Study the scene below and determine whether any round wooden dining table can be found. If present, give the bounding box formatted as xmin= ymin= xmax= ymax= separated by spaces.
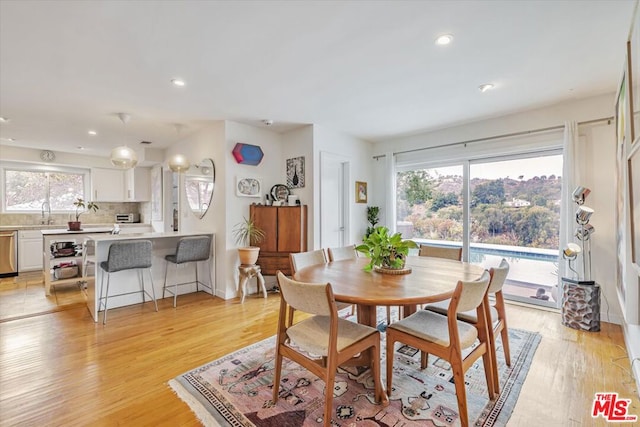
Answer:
xmin=293 ymin=255 xmax=486 ymax=328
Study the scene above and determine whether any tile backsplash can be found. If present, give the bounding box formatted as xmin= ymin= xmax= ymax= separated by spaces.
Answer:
xmin=0 ymin=202 xmax=143 ymax=226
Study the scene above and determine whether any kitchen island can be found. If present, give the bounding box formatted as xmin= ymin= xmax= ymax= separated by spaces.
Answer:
xmin=83 ymin=231 xmax=215 ymax=322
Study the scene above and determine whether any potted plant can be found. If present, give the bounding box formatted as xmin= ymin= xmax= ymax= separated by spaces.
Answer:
xmin=365 ymin=205 xmax=380 ymax=238
xmin=356 ymin=225 xmax=418 ymax=273
xmin=68 ymin=198 xmax=99 ymax=231
xmin=232 ymin=216 xmax=266 ymax=265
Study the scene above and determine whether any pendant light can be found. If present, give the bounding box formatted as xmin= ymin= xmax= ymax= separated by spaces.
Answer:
xmin=168 ymin=123 xmax=190 ymax=173
xmin=110 ymin=113 xmax=138 ymax=169
xmin=168 ymin=153 xmax=190 ymax=173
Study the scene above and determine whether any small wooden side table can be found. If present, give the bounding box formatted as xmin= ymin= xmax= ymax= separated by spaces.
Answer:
xmin=238 ymin=264 xmax=267 ymax=303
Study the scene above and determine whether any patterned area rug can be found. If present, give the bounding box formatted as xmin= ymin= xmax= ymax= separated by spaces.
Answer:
xmin=170 ymin=326 xmax=540 ymax=426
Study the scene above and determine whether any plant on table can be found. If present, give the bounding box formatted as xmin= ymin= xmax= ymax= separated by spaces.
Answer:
xmin=68 ymin=198 xmax=99 ymax=230
xmin=356 ymin=225 xmax=418 ymax=272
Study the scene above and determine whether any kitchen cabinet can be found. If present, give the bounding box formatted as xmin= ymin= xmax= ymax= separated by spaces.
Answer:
xmin=250 ymin=205 xmax=307 ymax=275
xmin=18 ymin=229 xmax=42 ymax=272
xmin=125 ymin=167 xmax=150 ymax=201
xmin=91 ymin=168 xmax=125 ymax=201
xmin=91 ymin=167 xmax=151 ymax=202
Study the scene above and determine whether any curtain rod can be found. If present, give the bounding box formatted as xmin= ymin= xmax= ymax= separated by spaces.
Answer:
xmin=372 ymin=116 xmax=613 ymax=160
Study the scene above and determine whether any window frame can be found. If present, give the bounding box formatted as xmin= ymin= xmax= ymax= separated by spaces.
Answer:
xmin=1 ymin=162 xmax=91 ymax=213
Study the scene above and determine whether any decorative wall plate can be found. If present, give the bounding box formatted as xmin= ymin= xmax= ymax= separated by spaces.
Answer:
xmin=270 ymin=184 xmax=290 ymax=202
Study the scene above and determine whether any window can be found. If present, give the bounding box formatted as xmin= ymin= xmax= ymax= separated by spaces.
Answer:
xmin=3 ymin=165 xmax=89 ymax=212
xmin=395 ymin=146 xmax=564 ymax=308
xmin=396 ymin=165 xmax=463 ymax=246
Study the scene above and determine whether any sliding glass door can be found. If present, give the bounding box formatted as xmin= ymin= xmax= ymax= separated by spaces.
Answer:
xmin=469 ymin=153 xmax=562 ymax=307
xmin=396 ymin=151 xmax=563 ymax=308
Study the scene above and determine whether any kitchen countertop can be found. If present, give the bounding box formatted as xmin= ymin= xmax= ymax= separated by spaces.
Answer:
xmin=0 ymin=223 xmax=152 ymax=231
xmin=41 ymin=227 xmax=114 ymax=235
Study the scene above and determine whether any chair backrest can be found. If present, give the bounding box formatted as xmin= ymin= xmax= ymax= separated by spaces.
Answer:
xmin=419 ymin=244 xmax=462 ymax=261
xmin=452 ymin=270 xmax=491 ymax=314
xmin=327 ymin=245 xmax=357 ymax=262
xmin=276 ymin=271 xmax=334 ymax=316
xmin=289 ymin=249 xmax=327 ymax=273
xmin=487 ymin=258 xmax=509 ymax=294
xmin=175 ymin=235 xmax=211 ymax=264
xmin=105 ymin=240 xmax=152 ymax=272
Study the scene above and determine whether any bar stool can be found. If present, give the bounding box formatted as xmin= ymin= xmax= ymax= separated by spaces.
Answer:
xmin=99 ymin=240 xmax=157 ymax=325
xmin=163 ymin=235 xmax=214 ymax=307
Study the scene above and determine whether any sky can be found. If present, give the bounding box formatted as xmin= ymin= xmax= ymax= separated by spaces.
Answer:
xmin=431 ymin=154 xmax=563 ymax=180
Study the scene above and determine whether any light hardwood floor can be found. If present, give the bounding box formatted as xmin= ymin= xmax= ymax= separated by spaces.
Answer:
xmin=0 ymin=275 xmax=637 ymax=426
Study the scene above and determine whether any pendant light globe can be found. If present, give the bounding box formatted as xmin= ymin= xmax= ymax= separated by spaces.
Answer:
xmin=110 ymin=113 xmax=137 ymax=169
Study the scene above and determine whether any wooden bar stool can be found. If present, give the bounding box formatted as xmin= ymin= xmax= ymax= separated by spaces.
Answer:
xmin=238 ymin=264 xmax=266 ymax=303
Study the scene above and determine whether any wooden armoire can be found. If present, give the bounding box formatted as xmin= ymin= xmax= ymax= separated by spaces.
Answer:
xmin=250 ymin=205 xmax=307 ymax=275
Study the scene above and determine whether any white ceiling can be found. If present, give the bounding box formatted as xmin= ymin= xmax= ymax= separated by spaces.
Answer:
xmin=0 ymin=0 xmax=636 ymax=159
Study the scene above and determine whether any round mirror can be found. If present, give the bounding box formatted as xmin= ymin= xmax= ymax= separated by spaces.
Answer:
xmin=185 ymin=158 xmax=215 ymax=219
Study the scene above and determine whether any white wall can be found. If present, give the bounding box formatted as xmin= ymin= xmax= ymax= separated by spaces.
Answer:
xmin=282 ymin=125 xmax=314 ymax=246
xmin=165 ymin=121 xmax=227 ymax=297
xmin=223 ymin=121 xmax=284 ymax=297
xmin=312 ymin=125 xmax=374 ymax=246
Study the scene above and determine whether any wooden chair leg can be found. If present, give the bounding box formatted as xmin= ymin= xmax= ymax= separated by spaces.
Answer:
xmin=324 ymin=367 xmax=336 ymax=425
xmin=420 ymin=351 xmax=429 ymax=369
xmin=386 ymin=334 xmax=395 ymax=394
xmin=500 ymin=326 xmax=511 ymax=367
xmin=272 ymin=351 xmax=283 ymax=403
xmin=451 ymin=359 xmax=469 ymax=427
xmin=386 ymin=306 xmax=391 ymax=324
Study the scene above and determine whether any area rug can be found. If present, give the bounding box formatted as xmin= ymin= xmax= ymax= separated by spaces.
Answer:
xmin=170 ymin=323 xmax=540 ymax=427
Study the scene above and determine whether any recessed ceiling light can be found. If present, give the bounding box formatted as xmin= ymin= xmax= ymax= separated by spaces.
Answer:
xmin=171 ymin=78 xmax=186 ymax=87
xmin=88 ymin=130 xmax=97 ymax=135
xmin=77 ymin=146 xmax=86 ymax=150
xmin=1 ymin=137 xmax=16 ymax=142
xmin=435 ymin=34 xmax=453 ymax=45
xmin=479 ymin=83 xmax=495 ymax=92
xmin=0 ymin=117 xmax=9 ymax=123
xmin=262 ymin=119 xmax=274 ymax=126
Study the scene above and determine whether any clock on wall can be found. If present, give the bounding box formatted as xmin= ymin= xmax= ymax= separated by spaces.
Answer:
xmin=40 ymin=150 xmax=55 ymax=162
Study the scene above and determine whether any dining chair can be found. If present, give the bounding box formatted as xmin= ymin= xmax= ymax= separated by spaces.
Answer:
xmin=290 ymin=249 xmax=354 ymax=317
xmin=386 ymin=270 xmax=493 ymax=427
xmin=272 ymin=272 xmax=385 ymax=425
xmin=424 ymin=259 xmax=511 ymax=391
xmin=327 ymin=245 xmax=357 ymax=262
xmin=418 ymin=243 xmax=462 ymax=261
xmin=162 ymin=235 xmax=214 ymax=307
xmin=99 ymin=240 xmax=158 ymax=325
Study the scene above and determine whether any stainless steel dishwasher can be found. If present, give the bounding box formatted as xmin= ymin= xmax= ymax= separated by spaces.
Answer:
xmin=0 ymin=230 xmax=18 ymax=277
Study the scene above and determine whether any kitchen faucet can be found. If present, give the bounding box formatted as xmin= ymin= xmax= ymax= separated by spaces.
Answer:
xmin=41 ymin=201 xmax=52 ymax=225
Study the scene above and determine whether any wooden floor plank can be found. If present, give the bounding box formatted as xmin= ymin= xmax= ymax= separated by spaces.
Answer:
xmin=0 ymin=276 xmax=637 ymax=426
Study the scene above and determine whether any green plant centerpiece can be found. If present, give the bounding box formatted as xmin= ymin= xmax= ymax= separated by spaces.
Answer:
xmin=365 ymin=206 xmax=380 ymax=238
xmin=356 ymin=225 xmax=418 ymax=274
xmin=68 ymin=198 xmax=99 ymax=231
xmin=232 ymin=216 xmax=266 ymax=265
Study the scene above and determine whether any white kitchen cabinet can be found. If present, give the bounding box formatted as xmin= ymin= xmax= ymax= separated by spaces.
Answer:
xmin=91 ymin=168 xmax=125 ymax=202
xmin=125 ymin=167 xmax=151 ymax=202
xmin=18 ymin=229 xmax=43 ymax=272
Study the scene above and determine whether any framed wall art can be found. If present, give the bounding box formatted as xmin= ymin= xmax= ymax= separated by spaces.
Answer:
xmin=236 ymin=177 xmax=262 ymax=198
xmin=286 ymin=156 xmax=305 ymax=188
xmin=629 ymin=142 xmax=640 ymax=267
xmin=631 ymin=16 xmax=640 ymax=141
xmin=356 ymin=181 xmax=367 ymax=203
